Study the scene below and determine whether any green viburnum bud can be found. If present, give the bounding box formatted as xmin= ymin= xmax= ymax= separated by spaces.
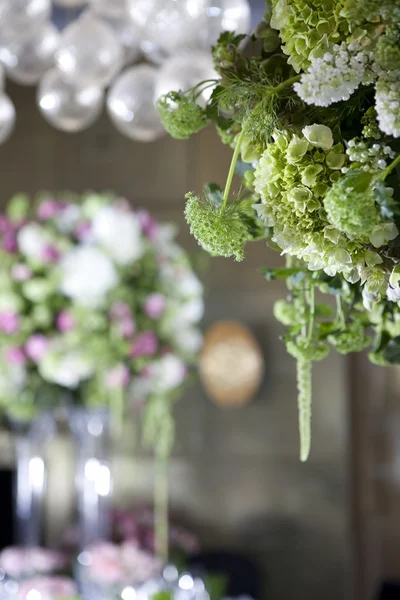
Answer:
xmin=323 ymin=170 xmax=379 ymax=237
xmin=22 ymin=279 xmax=54 ymax=302
xmin=375 ymin=24 xmax=400 ymax=72
xmin=286 ymin=337 xmax=329 ymax=362
xmin=328 ymin=321 xmax=370 ymax=355
xmin=157 ymin=91 xmax=208 ymax=140
xmin=302 ymin=125 xmax=333 ymax=151
xmin=185 ymin=191 xmax=252 ymax=261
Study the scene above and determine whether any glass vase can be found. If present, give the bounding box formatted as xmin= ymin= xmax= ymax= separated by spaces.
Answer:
xmin=12 ymin=412 xmax=55 ymax=547
xmin=69 ymin=407 xmax=113 ymax=550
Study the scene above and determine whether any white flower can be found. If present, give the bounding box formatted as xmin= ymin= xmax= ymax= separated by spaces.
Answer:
xmin=178 ymin=297 xmax=204 ymax=323
xmin=375 ymin=71 xmax=400 ymax=138
xmin=161 ymin=265 xmax=203 ymax=298
xmin=17 ymin=223 xmax=50 ymax=261
xmin=39 ymin=342 xmax=94 ymax=388
xmin=54 ymin=205 xmax=81 ymax=233
xmin=0 ymin=362 xmax=25 ymax=398
xmin=154 ymin=354 xmax=187 ymax=391
xmin=173 ymin=327 xmax=203 ymax=356
xmin=60 ymin=246 xmax=118 ymax=307
xmin=92 ymin=206 xmax=144 ymax=265
xmin=294 ymin=43 xmax=372 ymax=107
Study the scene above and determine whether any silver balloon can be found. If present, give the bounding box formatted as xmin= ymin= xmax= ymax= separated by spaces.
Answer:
xmin=107 ymin=65 xmax=165 ymax=142
xmin=88 ymin=0 xmax=127 ymax=17
xmin=0 ymin=93 xmax=15 ymax=144
xmin=128 ymin=0 xmax=207 ymax=55
xmin=0 ymin=0 xmax=51 ymax=35
xmin=53 ymin=0 xmax=87 ymax=6
xmin=88 ymin=9 xmax=141 ymax=65
xmin=205 ymin=0 xmax=251 ymax=45
xmin=0 ymin=22 xmax=59 ymax=85
xmin=55 ymin=12 xmax=123 ymax=87
xmin=154 ymin=51 xmax=217 ymax=107
xmin=37 ymin=68 xmax=104 ymax=132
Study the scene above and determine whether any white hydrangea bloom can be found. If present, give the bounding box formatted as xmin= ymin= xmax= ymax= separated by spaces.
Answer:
xmin=92 ymin=206 xmax=144 ymax=265
xmin=375 ymin=70 xmax=400 ymax=138
xmin=294 ymin=43 xmax=372 ymax=107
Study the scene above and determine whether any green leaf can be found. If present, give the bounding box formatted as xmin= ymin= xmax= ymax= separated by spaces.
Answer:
xmin=261 ymin=267 xmax=303 ymax=281
xmin=383 ymin=336 xmax=400 ymax=363
xmin=7 ymin=193 xmax=30 ymax=222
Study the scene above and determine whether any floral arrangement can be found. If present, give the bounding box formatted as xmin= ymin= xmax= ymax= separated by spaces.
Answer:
xmin=16 ymin=576 xmax=78 ymax=600
xmin=0 ymin=192 xmax=203 ymax=457
xmin=157 ymin=1 xmax=400 ymax=461
xmin=0 ymin=547 xmax=68 ymax=580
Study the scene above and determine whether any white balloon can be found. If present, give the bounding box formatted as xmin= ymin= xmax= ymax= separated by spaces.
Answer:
xmin=88 ymin=9 xmax=141 ymax=65
xmin=0 ymin=0 xmax=51 ymax=35
xmin=0 ymin=92 xmax=15 ymax=144
xmin=55 ymin=12 xmax=123 ymax=87
xmin=0 ymin=22 xmax=59 ymax=85
xmin=53 ymin=0 xmax=86 ymax=6
xmin=128 ymin=0 xmax=207 ymax=55
xmin=88 ymin=0 xmax=127 ymax=18
xmin=107 ymin=65 xmax=165 ymax=142
xmin=205 ymin=0 xmax=251 ymax=45
xmin=37 ymin=68 xmax=104 ymax=132
xmin=154 ymin=51 xmax=217 ymax=107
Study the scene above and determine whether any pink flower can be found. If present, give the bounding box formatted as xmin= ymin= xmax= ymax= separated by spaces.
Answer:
xmin=136 ymin=210 xmax=159 ymax=240
xmin=130 ymin=331 xmax=158 ymax=358
xmin=88 ymin=543 xmax=126 ymax=584
xmin=0 ymin=311 xmax=19 ymax=334
xmin=25 ymin=335 xmax=49 ymax=362
xmin=105 ymin=365 xmax=130 ymax=389
xmin=0 ymin=215 xmax=11 ymax=234
xmin=110 ymin=302 xmax=131 ymax=320
xmin=119 ymin=317 xmax=136 ymax=338
xmin=11 ymin=263 xmax=32 ymax=281
xmin=56 ymin=310 xmax=75 ymax=332
xmin=41 ymin=245 xmax=61 ymax=263
xmin=17 ymin=576 xmax=76 ymax=599
xmin=0 ymin=547 xmax=67 ymax=579
xmin=144 ymin=293 xmax=166 ymax=319
xmin=4 ymin=346 xmax=26 ymax=365
xmin=37 ymin=199 xmax=61 ymax=220
xmin=75 ymin=220 xmax=92 ymax=241
xmin=3 ymin=231 xmax=17 ymax=253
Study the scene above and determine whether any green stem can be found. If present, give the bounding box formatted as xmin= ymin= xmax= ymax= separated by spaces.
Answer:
xmin=307 ymin=286 xmax=315 ymax=344
xmin=297 ymin=359 xmax=312 ymax=462
xmin=154 ymin=451 xmax=169 ymax=563
xmin=382 ymin=153 xmax=400 ymax=179
xmin=222 ymin=129 xmax=246 ymax=209
xmin=336 ymin=295 xmax=345 ymax=328
xmin=271 ymin=75 xmax=301 ymax=95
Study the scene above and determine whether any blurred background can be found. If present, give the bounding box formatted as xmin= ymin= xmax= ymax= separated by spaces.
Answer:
xmin=0 ymin=2 xmax=398 ymax=600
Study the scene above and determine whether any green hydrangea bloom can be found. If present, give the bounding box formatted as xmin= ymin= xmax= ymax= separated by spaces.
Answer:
xmin=254 ymin=127 xmax=375 ymax=280
xmin=270 ymin=0 xmax=351 ymax=72
xmin=273 ymin=299 xmax=305 ymax=326
xmin=328 ymin=321 xmax=371 ymax=354
xmin=185 ymin=193 xmax=251 ymax=261
xmin=340 ymin=0 xmax=400 ymax=24
xmin=157 ymin=92 xmax=208 ymax=140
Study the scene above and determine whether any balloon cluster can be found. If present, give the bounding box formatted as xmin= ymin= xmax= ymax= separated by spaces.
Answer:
xmin=0 ymin=0 xmax=251 ymax=143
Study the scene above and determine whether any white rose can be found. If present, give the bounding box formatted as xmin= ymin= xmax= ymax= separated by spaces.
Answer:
xmin=39 ymin=344 xmax=94 ymax=389
xmin=17 ymin=223 xmax=50 ymax=261
xmin=173 ymin=327 xmax=203 ymax=356
xmin=60 ymin=246 xmax=118 ymax=307
xmin=92 ymin=206 xmax=144 ymax=265
xmin=154 ymin=355 xmax=187 ymax=391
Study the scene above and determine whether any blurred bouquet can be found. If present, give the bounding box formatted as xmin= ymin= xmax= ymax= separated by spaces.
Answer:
xmin=0 ymin=192 xmax=203 ymax=432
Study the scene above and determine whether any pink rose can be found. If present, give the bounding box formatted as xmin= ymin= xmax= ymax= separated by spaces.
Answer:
xmin=75 ymin=220 xmax=91 ymax=241
xmin=3 ymin=231 xmax=17 ymax=253
xmin=105 ymin=365 xmax=130 ymax=389
xmin=88 ymin=543 xmax=126 ymax=584
xmin=41 ymin=245 xmax=61 ymax=263
xmin=130 ymin=331 xmax=158 ymax=358
xmin=110 ymin=302 xmax=131 ymax=320
xmin=56 ymin=310 xmax=75 ymax=332
xmin=25 ymin=335 xmax=49 ymax=362
xmin=136 ymin=210 xmax=159 ymax=240
xmin=37 ymin=199 xmax=61 ymax=220
xmin=0 ymin=215 xmax=11 ymax=233
xmin=144 ymin=293 xmax=166 ymax=319
xmin=11 ymin=264 xmax=32 ymax=281
xmin=4 ymin=346 xmax=25 ymax=365
xmin=0 ymin=311 xmax=19 ymax=334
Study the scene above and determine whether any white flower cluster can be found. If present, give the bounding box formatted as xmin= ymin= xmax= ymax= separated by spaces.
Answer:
xmin=294 ymin=43 xmax=373 ymax=107
xmin=375 ymin=71 xmax=400 ymax=138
